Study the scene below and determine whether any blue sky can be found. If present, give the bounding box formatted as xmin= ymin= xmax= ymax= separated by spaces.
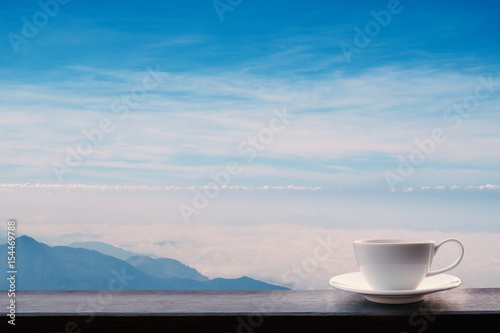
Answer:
xmin=2 ymin=0 xmax=500 ymax=191
xmin=1 ymin=0 xmax=500 ymax=288
xmin=1 ymin=0 xmax=500 ymax=210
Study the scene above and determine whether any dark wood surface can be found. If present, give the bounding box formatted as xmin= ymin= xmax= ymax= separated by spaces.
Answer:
xmin=1 ymin=289 xmax=499 ymax=332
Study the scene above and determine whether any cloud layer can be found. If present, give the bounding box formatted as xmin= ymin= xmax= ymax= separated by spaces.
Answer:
xmin=1 ymin=67 xmax=500 ymax=189
xmin=0 ymin=183 xmax=322 ymax=192
xmin=16 ymin=222 xmax=500 ymax=290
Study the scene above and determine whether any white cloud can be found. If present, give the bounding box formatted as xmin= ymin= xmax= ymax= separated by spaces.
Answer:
xmin=401 ymin=184 xmax=500 ymax=192
xmin=1 ymin=66 xmax=499 ymax=186
xmin=17 ymin=222 xmax=500 ymax=289
xmin=0 ymin=183 xmax=322 ymax=192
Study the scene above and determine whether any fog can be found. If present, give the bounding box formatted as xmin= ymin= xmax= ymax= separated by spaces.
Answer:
xmin=2 ymin=187 xmax=498 ymax=289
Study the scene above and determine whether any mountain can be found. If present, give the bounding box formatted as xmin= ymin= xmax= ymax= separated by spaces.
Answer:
xmin=127 ymin=255 xmax=208 ymax=281
xmin=0 ymin=236 xmax=288 ymax=291
xmin=69 ymin=242 xmax=209 ymax=282
xmin=68 ymin=241 xmax=141 ymax=261
xmin=153 ymin=240 xmax=178 ymax=246
xmin=203 ymin=276 xmax=287 ymax=290
xmin=1 ymin=236 xmax=166 ymax=290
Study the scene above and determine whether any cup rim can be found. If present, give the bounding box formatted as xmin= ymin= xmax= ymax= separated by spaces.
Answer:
xmin=354 ymin=239 xmax=435 ymax=245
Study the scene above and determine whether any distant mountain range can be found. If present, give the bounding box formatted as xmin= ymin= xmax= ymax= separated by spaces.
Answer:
xmin=0 ymin=236 xmax=288 ymax=291
xmin=68 ymin=241 xmax=148 ymax=261
xmin=67 ymin=241 xmax=208 ymax=281
xmin=126 ymin=255 xmax=209 ymax=281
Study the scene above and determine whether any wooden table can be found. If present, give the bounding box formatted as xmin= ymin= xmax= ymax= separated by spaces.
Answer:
xmin=1 ymin=289 xmax=499 ymax=332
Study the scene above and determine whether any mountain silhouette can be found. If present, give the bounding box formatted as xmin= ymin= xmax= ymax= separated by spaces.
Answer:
xmin=0 ymin=236 xmax=288 ymax=291
xmin=68 ymin=241 xmax=143 ymax=261
xmin=68 ymin=241 xmax=208 ymax=282
xmin=127 ymin=255 xmax=209 ymax=281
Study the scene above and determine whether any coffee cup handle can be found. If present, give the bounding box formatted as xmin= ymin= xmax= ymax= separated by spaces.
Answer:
xmin=427 ymin=238 xmax=464 ymax=277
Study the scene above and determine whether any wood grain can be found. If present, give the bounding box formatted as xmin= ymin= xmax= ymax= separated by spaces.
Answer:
xmin=1 ymin=289 xmax=499 ymax=332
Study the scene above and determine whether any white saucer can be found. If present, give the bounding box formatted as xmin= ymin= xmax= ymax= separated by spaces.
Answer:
xmin=329 ymin=272 xmax=461 ymax=304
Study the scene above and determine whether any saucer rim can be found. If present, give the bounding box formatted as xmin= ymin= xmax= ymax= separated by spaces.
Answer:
xmin=329 ymin=272 xmax=461 ymax=296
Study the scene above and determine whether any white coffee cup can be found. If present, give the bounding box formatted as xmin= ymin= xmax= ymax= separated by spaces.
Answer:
xmin=353 ymin=239 xmax=464 ymax=290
